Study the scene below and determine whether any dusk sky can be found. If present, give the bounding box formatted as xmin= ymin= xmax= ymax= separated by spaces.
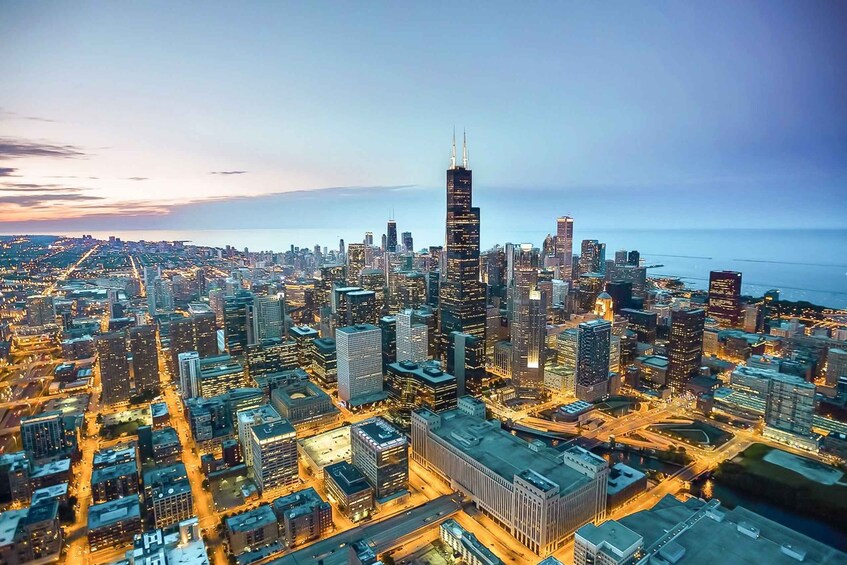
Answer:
xmin=1 ymin=2 xmax=845 ymax=237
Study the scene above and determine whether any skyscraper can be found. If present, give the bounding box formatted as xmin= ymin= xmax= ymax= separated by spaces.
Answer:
xmin=666 ymin=308 xmax=705 ymax=393
xmin=224 ymin=290 xmax=255 ymax=357
xmin=439 ymin=133 xmax=486 ymax=358
xmin=346 ymin=243 xmax=367 ymax=286
xmin=555 ymin=217 xmax=574 ymax=280
xmin=578 ymin=240 xmax=606 ymax=275
xmin=510 ymin=244 xmax=547 ymax=394
xmin=252 ymin=294 xmax=284 ymax=340
xmin=401 ymin=231 xmax=413 ymax=253
xmin=351 ymin=417 xmax=408 ymax=500
xmin=177 ymin=351 xmax=201 ymax=398
xmin=128 ymin=325 xmax=159 ymax=394
xmin=249 ymin=420 xmax=298 ymax=495
xmin=396 ymin=310 xmax=428 ymax=364
xmin=575 ymin=319 xmax=612 ymax=402
xmin=25 ymin=295 xmax=55 ymax=327
xmin=97 ymin=332 xmax=131 ymax=405
xmin=386 ymin=219 xmax=398 ymax=253
xmin=708 ymin=270 xmax=742 ymax=328
xmin=336 ymin=324 xmax=383 ymax=405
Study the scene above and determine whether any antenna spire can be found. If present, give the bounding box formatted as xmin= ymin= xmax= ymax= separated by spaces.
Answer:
xmin=450 ymin=128 xmax=457 ymax=169
xmin=462 ymin=129 xmax=468 ymax=169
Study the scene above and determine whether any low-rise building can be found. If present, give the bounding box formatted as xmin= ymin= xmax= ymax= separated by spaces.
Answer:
xmin=91 ymin=461 xmax=140 ymax=504
xmin=272 ymin=487 xmax=333 ymax=547
xmin=606 ymin=463 xmax=647 ymax=510
xmin=152 ymin=426 xmax=182 ymax=464
xmin=88 ymin=494 xmax=143 ymax=552
xmin=225 ymin=505 xmax=280 ymax=556
xmin=324 ymin=461 xmax=374 ymax=523
xmin=440 ymin=518 xmax=504 ymax=565
xmin=0 ymin=501 xmax=63 ymax=565
xmin=119 ymin=517 xmax=209 ymax=565
xmin=271 ymin=381 xmax=339 ymax=431
xmin=151 ymin=478 xmax=194 ymax=529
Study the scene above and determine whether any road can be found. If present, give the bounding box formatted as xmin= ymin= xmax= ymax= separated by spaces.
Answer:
xmin=270 ymin=495 xmax=461 ymax=565
xmin=44 ymin=242 xmax=100 ymax=296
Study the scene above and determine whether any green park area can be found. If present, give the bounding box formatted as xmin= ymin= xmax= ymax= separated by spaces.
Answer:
xmin=715 ymin=443 xmax=847 ymax=525
xmin=649 ymin=420 xmax=732 ymax=448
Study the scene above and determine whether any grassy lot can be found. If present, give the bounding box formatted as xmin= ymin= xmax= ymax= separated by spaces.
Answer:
xmin=716 ymin=443 xmax=847 ymax=525
xmin=100 ymin=419 xmax=145 ymax=439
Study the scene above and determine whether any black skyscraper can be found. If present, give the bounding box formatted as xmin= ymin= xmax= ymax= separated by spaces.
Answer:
xmin=386 ymin=219 xmax=398 ymax=253
xmin=439 ymin=133 xmax=486 ymax=357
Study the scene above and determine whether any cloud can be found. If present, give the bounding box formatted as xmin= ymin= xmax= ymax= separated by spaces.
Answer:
xmin=0 ymin=109 xmax=57 ymax=123
xmin=0 ymin=167 xmax=18 ymax=177
xmin=126 ymin=177 xmax=149 ymax=181
xmin=0 ymin=137 xmax=86 ymax=159
xmin=0 ymin=183 xmax=88 ymax=193
xmin=210 ymin=170 xmax=247 ymax=175
xmin=0 ymin=193 xmax=102 ymax=205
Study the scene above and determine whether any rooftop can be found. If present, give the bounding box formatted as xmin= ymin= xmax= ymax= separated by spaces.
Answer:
xmin=91 ymin=461 xmax=139 ymax=484
xmin=0 ymin=509 xmax=26 ymax=547
xmin=576 ymin=520 xmax=643 ymax=553
xmin=30 ymin=458 xmax=71 ymax=478
xmin=353 ymin=417 xmax=406 ymax=449
xmin=298 ymin=426 xmax=351 ymax=469
xmin=607 ymin=463 xmax=646 ymax=495
xmin=423 ymin=408 xmax=596 ymax=493
xmin=251 ymin=419 xmax=296 ymax=442
xmin=336 ymin=323 xmax=379 ymax=335
xmin=88 ymin=494 xmax=141 ymax=530
xmin=272 ymin=487 xmax=329 ymax=519
xmin=324 ymin=461 xmax=371 ymax=496
xmin=226 ymin=504 xmax=277 ymax=533
xmin=290 ymin=326 xmax=319 ymax=338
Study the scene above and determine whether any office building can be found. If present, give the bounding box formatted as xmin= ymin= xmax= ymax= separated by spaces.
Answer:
xmin=396 ymin=309 xmax=428 ymax=364
xmin=197 ymin=354 xmax=248 ymax=398
xmin=666 ymin=308 xmax=705 ymax=394
xmin=177 ymin=351 xmax=201 ymax=399
xmin=401 ymin=231 xmax=413 ymax=253
xmin=379 ymin=316 xmax=397 ymax=372
xmin=169 ymin=311 xmax=218 ymax=366
xmin=237 ymin=404 xmax=282 ymax=470
xmin=0 ymin=502 xmax=63 ymax=565
xmin=324 ymin=461 xmax=374 ymax=523
xmin=576 ymin=494 xmax=846 ymax=565
xmin=620 ymin=309 xmax=657 ymax=344
xmin=246 ymin=337 xmax=298 ymax=378
xmin=225 ymin=505 xmax=280 ymax=556
xmin=121 ymin=518 xmax=209 ymax=565
xmin=579 ymin=239 xmax=606 ymax=275
xmin=271 ymin=381 xmax=338 ymax=429
xmin=386 ymin=219 xmax=398 ymax=253
xmin=412 ymin=397 xmax=609 ymax=555
xmin=309 ymin=337 xmax=337 ymax=387
xmin=336 ymin=324 xmax=384 ymax=406
xmin=351 ymin=417 xmax=408 ymax=500
xmin=250 ymin=420 xmax=298 ymax=495
xmin=439 ymin=134 xmax=486 ymax=357
xmin=447 ymin=331 xmax=487 ymax=396
xmin=708 ymin=270 xmax=742 ymax=328
xmin=20 ymin=412 xmax=66 ymax=461
xmin=510 ymin=244 xmax=547 ymax=394
xmin=576 ymin=319 xmax=612 ymax=402
xmin=605 ymin=281 xmax=632 ymax=313
xmin=129 ymin=325 xmax=159 ymax=394
xmin=97 ymin=332 xmax=132 ymax=405
xmin=91 ymin=461 xmax=140 ymax=503
xmin=826 ymin=347 xmax=847 ymax=387
xmin=347 ymin=243 xmax=367 ymax=286
xmin=87 ymin=494 xmax=142 ymax=552
xmin=224 ymin=290 xmax=256 ymax=357
xmin=765 ymin=373 xmax=816 ymax=436
xmin=347 ymin=290 xmax=377 ymax=325
xmin=386 ymin=360 xmax=458 ymax=416
xmin=555 ymin=216 xmax=574 ymax=280
xmin=151 ymin=478 xmax=193 ymax=529
xmin=151 ymin=427 xmax=182 ymax=464
xmin=272 ymin=487 xmax=333 ymax=548
xmin=252 ymin=293 xmax=284 ymax=340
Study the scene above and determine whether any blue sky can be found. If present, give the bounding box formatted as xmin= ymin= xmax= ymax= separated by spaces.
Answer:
xmin=0 ymin=1 xmax=845 ymax=235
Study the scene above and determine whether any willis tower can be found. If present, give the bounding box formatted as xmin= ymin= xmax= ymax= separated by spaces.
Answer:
xmin=439 ymin=132 xmax=486 ymax=357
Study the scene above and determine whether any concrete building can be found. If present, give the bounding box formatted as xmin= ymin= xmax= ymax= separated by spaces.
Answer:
xmin=412 ymin=397 xmax=609 ymax=555
xmin=336 ymin=324 xmax=384 ymax=407
xmin=271 ymin=381 xmax=338 ymax=430
xmin=323 ymin=461 xmax=374 ymax=523
xmin=237 ymin=404 xmax=282 ymax=470
xmin=0 ymin=501 xmax=62 ymax=565
xmin=396 ymin=309 xmax=428 ymax=364
xmin=121 ymin=517 xmax=209 ymax=565
xmin=87 ymin=494 xmax=142 ymax=552
xmin=197 ymin=354 xmax=248 ymax=398
xmin=25 ymin=295 xmax=55 ymax=327
xmin=91 ymin=461 xmax=140 ymax=504
xmin=150 ymin=478 xmax=194 ymax=529
xmin=97 ymin=332 xmax=132 ymax=405
xmin=606 ymin=463 xmax=647 ymax=510
xmin=128 ymin=325 xmax=159 ymax=394
xmin=225 ymin=505 xmax=280 ymax=556
xmin=575 ymin=319 xmax=612 ymax=402
xmin=826 ymin=347 xmax=847 ymax=387
xmin=250 ymin=420 xmax=298 ymax=495
xmin=351 ymin=417 xmax=408 ymax=500
xmin=272 ymin=487 xmax=333 ymax=548
xmin=177 ymin=351 xmax=201 ymax=399
xmin=309 ymin=337 xmax=337 ymax=387
xmin=576 ymin=494 xmax=847 ymax=565
xmin=20 ymin=411 xmax=67 ymax=461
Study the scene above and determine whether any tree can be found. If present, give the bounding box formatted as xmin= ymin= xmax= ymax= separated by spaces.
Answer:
xmin=380 ymin=555 xmax=395 ymax=565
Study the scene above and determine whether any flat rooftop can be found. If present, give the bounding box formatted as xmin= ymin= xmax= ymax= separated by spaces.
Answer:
xmin=427 ymin=409 xmax=593 ymax=493
xmin=91 ymin=461 xmax=139 ymax=484
xmin=353 ymin=417 xmax=406 ymax=449
xmin=324 ymin=461 xmax=371 ymax=496
xmin=576 ymin=520 xmax=642 ymax=553
xmin=607 ymin=463 xmax=646 ymax=495
xmin=299 ymin=426 xmax=351 ymax=469
xmin=88 ymin=494 xmax=141 ymax=530
xmin=226 ymin=504 xmax=277 ymax=533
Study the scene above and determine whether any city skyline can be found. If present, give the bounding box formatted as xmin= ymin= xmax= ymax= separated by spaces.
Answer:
xmin=2 ymin=2 xmax=846 ymax=231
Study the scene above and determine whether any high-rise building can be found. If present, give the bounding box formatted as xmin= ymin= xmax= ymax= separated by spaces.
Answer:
xmin=593 ymin=292 xmax=614 ymax=321
xmin=26 ymin=295 xmax=55 ymax=327
xmin=347 ymin=290 xmax=377 ymax=325
xmin=826 ymin=347 xmax=847 ymax=386
xmin=765 ymin=373 xmax=815 ymax=436
xmin=128 ymin=325 xmax=159 ymax=394
xmin=447 ymin=331 xmax=486 ymax=396
xmin=245 ymin=337 xmax=298 ymax=378
xmin=309 ymin=337 xmax=337 ymax=387
xmin=396 ymin=310 xmax=428 ymax=364
xmin=386 ymin=220 xmax=398 ymax=253
xmin=336 ymin=324 xmax=384 ymax=406
xmin=510 ymin=244 xmax=546 ymax=394
xmin=666 ymin=308 xmax=705 ymax=394
xmin=401 ymin=231 xmax=413 ymax=253
xmin=578 ymin=240 xmax=605 ymax=275
xmin=575 ymin=320 xmax=612 ymax=402
xmin=21 ymin=412 xmax=66 ymax=460
xmin=97 ymin=332 xmax=131 ymax=405
xmin=250 ymin=420 xmax=298 ymax=495
xmin=439 ymin=134 xmax=486 ymax=358
xmin=379 ymin=316 xmax=397 ymax=372
xmin=708 ymin=270 xmax=742 ymax=328
xmin=351 ymin=417 xmax=408 ymax=499
xmin=627 ymin=250 xmax=640 ymax=266
xmin=614 ymin=249 xmax=628 ymax=265
xmin=177 ymin=351 xmax=201 ymax=398
xmin=252 ymin=294 xmax=284 ymax=340
xmin=554 ymin=217 xmax=574 ymax=280
xmin=224 ymin=290 xmax=255 ymax=357
xmin=386 ymin=360 xmax=457 ymax=415
xmin=237 ymin=404 xmax=282 ymax=470
xmin=347 ymin=243 xmax=367 ymax=286
xmin=364 ymin=232 xmax=374 ymax=247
